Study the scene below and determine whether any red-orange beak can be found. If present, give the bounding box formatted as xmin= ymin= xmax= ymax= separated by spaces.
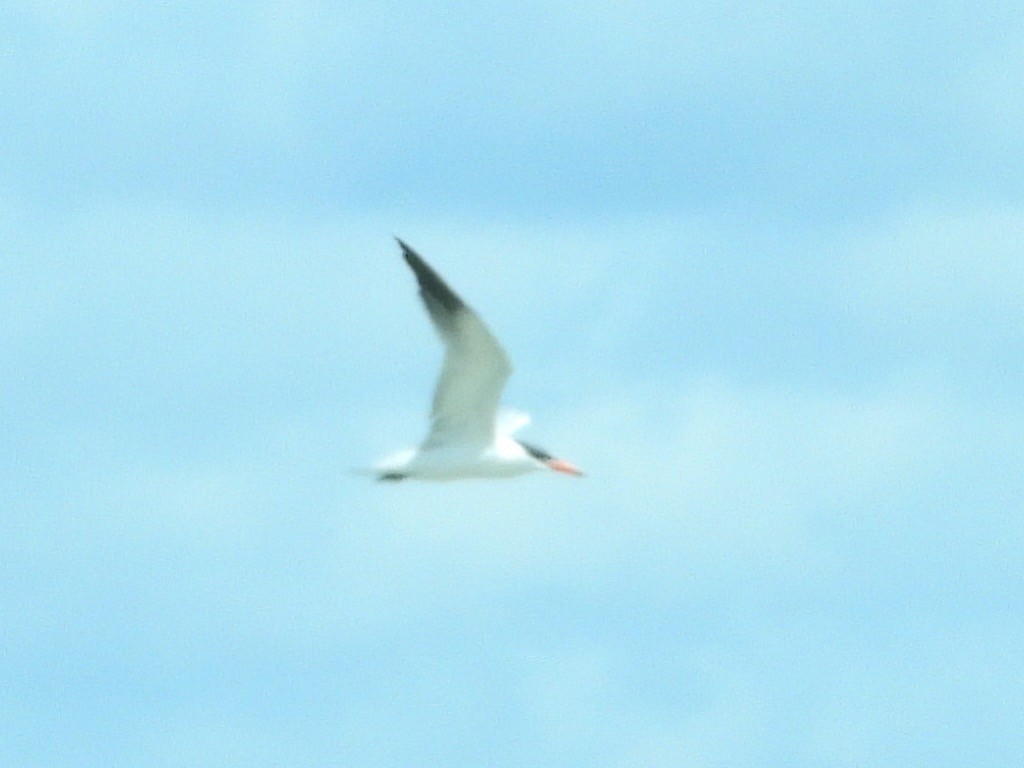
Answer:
xmin=546 ymin=458 xmax=584 ymax=477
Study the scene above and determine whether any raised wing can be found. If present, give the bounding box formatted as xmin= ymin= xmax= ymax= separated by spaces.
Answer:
xmin=397 ymin=239 xmax=513 ymax=447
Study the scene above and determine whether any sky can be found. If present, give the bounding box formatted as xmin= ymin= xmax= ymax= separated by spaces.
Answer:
xmin=2 ymin=2 xmax=1023 ymax=766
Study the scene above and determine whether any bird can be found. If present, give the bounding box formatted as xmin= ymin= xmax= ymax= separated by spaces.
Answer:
xmin=366 ymin=239 xmax=584 ymax=482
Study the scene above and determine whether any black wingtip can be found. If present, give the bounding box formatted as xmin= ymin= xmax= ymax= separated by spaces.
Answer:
xmin=396 ymin=237 xmax=429 ymax=274
xmin=395 ymin=238 xmax=466 ymax=314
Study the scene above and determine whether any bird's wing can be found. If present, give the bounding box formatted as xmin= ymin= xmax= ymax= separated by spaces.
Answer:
xmin=496 ymin=408 xmax=532 ymax=436
xmin=398 ymin=239 xmax=513 ymax=448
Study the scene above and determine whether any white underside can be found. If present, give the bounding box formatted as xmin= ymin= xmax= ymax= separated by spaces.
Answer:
xmin=373 ymin=432 xmax=542 ymax=481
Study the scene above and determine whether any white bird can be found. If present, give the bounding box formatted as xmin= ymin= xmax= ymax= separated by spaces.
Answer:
xmin=367 ymin=239 xmax=584 ymax=482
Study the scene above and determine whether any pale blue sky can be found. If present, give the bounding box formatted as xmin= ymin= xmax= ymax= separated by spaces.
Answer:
xmin=2 ymin=3 xmax=1022 ymax=767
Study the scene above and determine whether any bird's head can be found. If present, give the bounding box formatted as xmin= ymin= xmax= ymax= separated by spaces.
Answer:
xmin=518 ymin=440 xmax=584 ymax=477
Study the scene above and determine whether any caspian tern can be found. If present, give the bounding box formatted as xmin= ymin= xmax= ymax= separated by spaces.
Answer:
xmin=368 ymin=239 xmax=583 ymax=482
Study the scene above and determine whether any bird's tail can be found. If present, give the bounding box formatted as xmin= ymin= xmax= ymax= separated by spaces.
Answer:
xmin=351 ymin=448 xmax=415 ymax=482
xmin=349 ymin=467 xmax=405 ymax=481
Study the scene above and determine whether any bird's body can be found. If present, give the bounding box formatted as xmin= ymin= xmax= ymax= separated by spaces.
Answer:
xmin=374 ymin=433 xmax=538 ymax=482
xmin=367 ymin=240 xmax=583 ymax=482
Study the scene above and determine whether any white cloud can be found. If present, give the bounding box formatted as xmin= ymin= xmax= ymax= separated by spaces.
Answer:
xmin=5 ymin=0 xmax=131 ymax=32
xmin=9 ymin=199 xmax=997 ymax=624
xmin=839 ymin=204 xmax=1024 ymax=328
xmin=5 ymin=1 xmax=1003 ymax=174
xmin=3 ymin=6 xmax=1023 ymax=765
xmin=959 ymin=28 xmax=1024 ymax=149
xmin=297 ymin=376 xmax=963 ymax=634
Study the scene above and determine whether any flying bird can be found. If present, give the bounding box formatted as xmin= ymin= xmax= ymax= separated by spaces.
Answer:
xmin=367 ymin=239 xmax=583 ymax=481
